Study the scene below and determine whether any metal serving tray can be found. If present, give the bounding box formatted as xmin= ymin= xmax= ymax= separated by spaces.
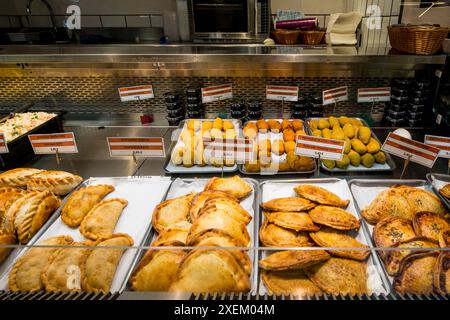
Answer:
xmin=257 ymin=178 xmax=390 ymax=296
xmin=122 ymin=177 xmax=260 ymax=296
xmin=305 ymin=118 xmax=396 ymax=173
xmin=426 ymin=173 xmax=450 ymax=211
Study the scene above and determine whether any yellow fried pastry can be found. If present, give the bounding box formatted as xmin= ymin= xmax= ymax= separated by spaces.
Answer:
xmin=405 ymin=187 xmax=447 ymax=216
xmin=0 ymin=187 xmax=28 ymax=220
xmin=281 ymin=119 xmax=293 ymax=131
xmin=80 ymin=198 xmax=128 ymax=240
xmin=439 ymin=229 xmax=450 ymax=248
xmin=61 ymin=184 xmax=115 ymax=228
xmin=256 ymin=119 xmax=269 ymax=132
xmin=243 ymin=122 xmax=258 ymax=139
xmin=8 ymin=235 xmax=73 ymax=292
xmin=292 ymin=119 xmax=304 ymax=131
xmin=259 ymin=220 xmax=314 ymax=247
xmin=304 ymin=257 xmax=368 ymax=295
xmin=169 ymin=250 xmax=250 ymax=293
xmin=286 ymin=152 xmax=315 ymax=171
xmin=152 ymin=193 xmax=196 ymax=233
xmin=284 ymin=141 xmax=296 ymax=154
xmin=259 ymin=250 xmax=330 ymax=271
xmin=223 ymin=120 xmax=235 ymax=131
xmin=433 ymin=252 xmax=450 ymax=295
xmin=261 ymin=197 xmax=316 ymax=212
xmin=309 ymin=206 xmax=360 ymax=231
xmin=0 ymin=168 xmax=43 ymax=188
xmin=190 ymin=190 xmax=238 ymax=221
xmin=187 ymin=119 xmax=201 ymax=131
xmin=262 ymin=270 xmax=323 ymax=297
xmin=212 ymin=117 xmax=223 ymax=130
xmin=204 ymin=176 xmax=252 ymax=199
xmin=202 ymin=121 xmax=213 ymax=131
xmin=310 ymin=227 xmax=370 ymax=261
xmin=283 ymin=129 xmax=296 ymax=142
xmin=294 ymin=185 xmax=349 ymax=207
xmin=198 ymin=197 xmax=252 ymax=225
xmin=26 ymin=170 xmax=83 ymax=195
xmin=82 ymin=234 xmax=134 ymax=293
xmin=264 ymin=211 xmax=319 ymax=232
xmin=440 ymin=184 xmax=450 ymax=199
xmin=272 ymin=139 xmax=285 ymax=156
xmin=412 ymin=211 xmax=449 ymax=242
xmin=267 ymin=120 xmax=282 ymax=132
xmin=0 ymin=231 xmax=16 ymax=263
xmin=1 ymin=191 xmax=39 ymax=233
xmin=152 ymin=221 xmax=192 ymax=246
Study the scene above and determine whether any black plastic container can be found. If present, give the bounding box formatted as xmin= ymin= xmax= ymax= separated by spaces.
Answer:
xmin=408 ymin=111 xmax=424 ymax=120
xmin=166 ymin=115 xmax=184 ymax=126
xmin=407 ymin=118 xmax=422 ymax=127
xmin=291 ymin=110 xmax=308 ymax=119
xmin=231 ymin=109 xmax=246 ymax=119
xmin=163 ymin=92 xmax=180 ymax=103
xmin=229 ymin=100 xmax=245 ymax=112
xmin=386 ymin=109 xmax=406 ymax=119
xmin=410 ymin=96 xmax=428 ymax=104
xmin=166 ymin=108 xmax=184 ymax=117
xmin=186 ymin=103 xmax=203 ymax=111
xmin=409 ymin=104 xmax=425 ymax=112
xmin=391 ymin=87 xmax=409 ymax=97
xmin=247 ymin=100 xmax=262 ymax=112
xmin=391 ymin=95 xmax=409 ymax=103
xmin=166 ymin=102 xmax=182 ymax=110
xmin=185 ymin=87 xmax=201 ymax=97
xmin=410 ymin=90 xmax=430 ymax=99
xmin=388 ymin=103 xmax=408 ymax=112
xmin=247 ymin=109 xmax=263 ymax=120
xmin=385 ymin=116 xmax=406 ymax=126
xmin=186 ymin=110 xmax=204 ymax=119
xmin=186 ymin=95 xmax=202 ymax=104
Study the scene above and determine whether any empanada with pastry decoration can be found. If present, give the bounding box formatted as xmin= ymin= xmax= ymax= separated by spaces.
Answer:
xmin=8 ymin=235 xmax=73 ymax=292
xmin=412 ymin=211 xmax=449 ymax=242
xmin=151 ymin=221 xmax=191 ymax=246
xmin=80 ymin=198 xmax=128 ymax=240
xmin=204 ymin=176 xmax=252 ymax=199
xmin=264 ymin=211 xmax=319 ymax=232
xmin=373 ymin=216 xmax=416 ymax=259
xmin=14 ymin=190 xmax=61 ymax=244
xmin=404 ymin=187 xmax=447 ymax=217
xmin=82 ymin=233 xmax=134 ymax=293
xmin=0 ymin=187 xmax=28 ymax=220
xmin=0 ymin=168 xmax=43 ymax=188
xmin=261 ymin=197 xmax=316 ymax=212
xmin=259 ymin=220 xmax=314 ymax=247
xmin=294 ymin=185 xmax=350 ymax=208
xmin=440 ymin=184 xmax=450 ymax=199
xmin=169 ymin=250 xmax=250 ymax=293
xmin=152 ymin=193 xmax=196 ymax=233
xmin=199 ymin=198 xmax=251 ymax=225
xmin=309 ymin=205 xmax=360 ymax=231
xmin=0 ymin=231 xmax=16 ymax=263
xmin=189 ymin=190 xmax=238 ymax=221
xmin=61 ymin=184 xmax=115 ymax=228
xmin=1 ymin=191 xmax=39 ymax=233
xmin=259 ymin=250 xmax=330 ymax=271
xmin=262 ymin=270 xmax=323 ymax=297
xmin=433 ymin=252 xmax=450 ymax=295
xmin=27 ymin=170 xmax=83 ymax=195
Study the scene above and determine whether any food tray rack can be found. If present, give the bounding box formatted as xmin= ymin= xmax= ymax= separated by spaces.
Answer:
xmin=426 ymin=173 xmax=450 ymax=211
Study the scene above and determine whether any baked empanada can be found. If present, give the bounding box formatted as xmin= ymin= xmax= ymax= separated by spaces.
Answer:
xmin=0 ymin=187 xmax=28 ymax=220
xmin=190 ymin=190 xmax=238 ymax=221
xmin=169 ymin=250 xmax=250 ymax=293
xmin=262 ymin=270 xmax=323 ymax=297
xmin=440 ymin=184 xmax=450 ymax=199
xmin=61 ymin=184 xmax=115 ymax=227
xmin=82 ymin=234 xmax=134 ymax=293
xmin=293 ymin=185 xmax=350 ymax=208
xmin=8 ymin=235 xmax=73 ymax=292
xmin=304 ymin=257 xmax=368 ymax=295
xmin=264 ymin=211 xmax=319 ymax=232
xmin=152 ymin=221 xmax=192 ymax=246
xmin=14 ymin=190 xmax=61 ymax=244
xmin=439 ymin=229 xmax=450 ymax=248
xmin=79 ymin=198 xmax=128 ymax=240
xmin=261 ymin=197 xmax=316 ymax=212
xmin=373 ymin=217 xmax=416 ymax=259
xmin=259 ymin=250 xmax=330 ymax=271
xmin=199 ymin=198 xmax=252 ymax=225
xmin=404 ymin=187 xmax=447 ymax=217
xmin=27 ymin=170 xmax=83 ymax=195
xmin=152 ymin=193 xmax=196 ymax=233
xmin=433 ymin=252 xmax=450 ymax=295
xmin=0 ymin=230 xmax=16 ymax=263
xmin=42 ymin=240 xmax=95 ymax=292
xmin=309 ymin=206 xmax=360 ymax=231
xmin=1 ymin=191 xmax=39 ymax=233
xmin=309 ymin=227 xmax=370 ymax=261
xmin=259 ymin=220 xmax=314 ymax=247
xmin=0 ymin=168 xmax=43 ymax=188
xmin=204 ymin=176 xmax=252 ymax=199
xmin=412 ymin=211 xmax=449 ymax=242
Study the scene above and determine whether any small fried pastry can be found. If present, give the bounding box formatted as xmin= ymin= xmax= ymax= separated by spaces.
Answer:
xmin=223 ymin=120 xmax=234 ymax=130
xmin=204 ymin=176 xmax=252 ymax=199
xmin=309 ymin=205 xmax=360 ymax=231
xmin=212 ymin=118 xmax=223 ymax=130
xmin=267 ymin=120 xmax=282 ymax=132
xmin=439 ymin=184 xmax=450 ymax=199
xmin=152 ymin=221 xmax=191 ymax=246
xmin=199 ymin=197 xmax=251 ymax=225
xmin=412 ymin=211 xmax=449 ymax=242
xmin=262 ymin=270 xmax=323 ymax=297
xmin=261 ymin=197 xmax=316 ymax=212
xmin=283 ymin=129 xmax=296 ymax=142
xmin=259 ymin=220 xmax=314 ymax=247
xmin=152 ymin=193 xmax=196 ymax=233
xmin=281 ymin=119 xmax=293 ymax=131
xmin=292 ymin=119 xmax=303 ymax=131
xmin=294 ymin=185 xmax=350 ymax=207
xmin=256 ymin=119 xmax=269 ymax=133
xmin=271 ymin=139 xmax=285 ymax=156
xmin=284 ymin=141 xmax=296 ymax=153
xmin=259 ymin=250 xmax=330 ymax=271
xmin=265 ymin=211 xmax=319 ymax=232
xmin=190 ymin=190 xmax=238 ymax=221
xmin=243 ymin=122 xmax=258 ymax=139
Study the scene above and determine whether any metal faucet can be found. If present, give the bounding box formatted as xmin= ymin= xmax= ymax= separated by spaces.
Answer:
xmin=26 ymin=0 xmax=58 ymax=33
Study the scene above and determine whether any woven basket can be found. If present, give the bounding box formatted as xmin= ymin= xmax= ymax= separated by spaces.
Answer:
xmin=299 ymin=29 xmax=326 ymax=45
xmin=271 ymin=29 xmax=301 ymax=45
xmin=388 ymin=25 xmax=449 ymax=55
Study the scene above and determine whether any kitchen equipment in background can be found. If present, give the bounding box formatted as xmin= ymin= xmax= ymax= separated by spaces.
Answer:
xmin=164 ymin=91 xmax=185 ymax=125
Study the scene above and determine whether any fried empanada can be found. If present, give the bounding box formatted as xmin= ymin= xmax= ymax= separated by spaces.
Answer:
xmin=433 ymin=252 xmax=450 ymax=295
xmin=259 ymin=250 xmax=330 ymax=271
xmin=0 ymin=168 xmax=43 ymax=188
xmin=80 ymin=198 xmax=128 ymax=240
xmin=0 ymin=187 xmax=28 ymax=220
xmin=293 ymin=185 xmax=350 ymax=207
xmin=204 ymin=176 xmax=252 ymax=199
xmin=1 ymin=191 xmax=39 ymax=233
xmin=304 ymin=257 xmax=368 ymax=295
xmin=152 ymin=193 xmax=196 ymax=233
xmin=309 ymin=227 xmax=370 ymax=261
xmin=404 ymin=187 xmax=447 ymax=217
xmin=9 ymin=235 xmax=73 ymax=292
xmin=264 ymin=211 xmax=319 ymax=232
xmin=439 ymin=229 xmax=450 ymax=248
xmin=412 ymin=211 xmax=449 ymax=242
xmin=42 ymin=240 xmax=95 ymax=292
xmin=259 ymin=220 xmax=314 ymax=247
xmin=309 ymin=206 xmax=360 ymax=231
xmin=169 ymin=250 xmax=250 ymax=293
xmin=199 ymin=198 xmax=252 ymax=225
xmin=0 ymin=231 xmax=16 ymax=263
xmin=440 ymin=184 xmax=450 ymax=199
xmin=61 ymin=184 xmax=115 ymax=228
xmin=82 ymin=234 xmax=134 ymax=293
xmin=262 ymin=270 xmax=323 ymax=297
xmin=373 ymin=217 xmax=416 ymax=259
xmin=261 ymin=197 xmax=316 ymax=212
xmin=152 ymin=221 xmax=192 ymax=246
xmin=27 ymin=170 xmax=83 ymax=195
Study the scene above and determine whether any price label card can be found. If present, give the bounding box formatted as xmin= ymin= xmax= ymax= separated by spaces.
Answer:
xmin=0 ymin=133 xmax=8 ymax=154
xmin=107 ymin=137 xmax=165 ymax=157
xmin=295 ymin=135 xmax=345 ymax=161
xmin=322 ymin=86 xmax=348 ymax=105
xmin=424 ymin=135 xmax=450 ymax=158
xmin=382 ymin=133 xmax=440 ymax=168
xmin=357 ymin=87 xmax=391 ymax=103
xmin=266 ymin=85 xmax=299 ymax=102
xmin=118 ymin=85 xmax=154 ymax=102
xmin=201 ymin=84 xmax=233 ymax=103
xmin=29 ymin=133 xmax=78 ymax=154
xmin=203 ymin=138 xmax=255 ymax=163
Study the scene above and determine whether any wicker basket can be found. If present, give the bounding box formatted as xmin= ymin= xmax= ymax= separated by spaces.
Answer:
xmin=388 ymin=25 xmax=449 ymax=55
xmin=271 ymin=29 xmax=301 ymax=45
xmin=299 ymin=29 xmax=326 ymax=45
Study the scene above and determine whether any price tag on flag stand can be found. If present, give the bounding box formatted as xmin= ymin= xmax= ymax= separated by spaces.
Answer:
xmin=107 ymin=137 xmax=165 ymax=158
xmin=29 ymin=132 xmax=78 ymax=154
xmin=0 ymin=133 xmax=8 ymax=154
xmin=201 ymin=84 xmax=233 ymax=103
xmin=424 ymin=135 xmax=450 ymax=158
xmin=203 ymin=138 xmax=255 ymax=163
xmin=266 ymin=85 xmax=299 ymax=102
xmin=118 ymin=85 xmax=154 ymax=102
xmin=295 ymin=135 xmax=345 ymax=160
xmin=322 ymin=86 xmax=348 ymax=105
xmin=357 ymin=87 xmax=391 ymax=103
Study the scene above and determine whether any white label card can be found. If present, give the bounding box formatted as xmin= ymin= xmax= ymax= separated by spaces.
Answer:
xmin=357 ymin=87 xmax=391 ymax=103
xmin=201 ymin=84 xmax=233 ymax=103
xmin=29 ymin=132 xmax=78 ymax=154
xmin=322 ymin=86 xmax=348 ymax=105
xmin=107 ymin=137 xmax=165 ymax=157
xmin=203 ymin=138 xmax=255 ymax=163
xmin=118 ymin=85 xmax=154 ymax=102
xmin=295 ymin=135 xmax=345 ymax=161
xmin=0 ymin=133 xmax=8 ymax=154
xmin=424 ymin=135 xmax=450 ymax=158
xmin=266 ymin=85 xmax=299 ymax=102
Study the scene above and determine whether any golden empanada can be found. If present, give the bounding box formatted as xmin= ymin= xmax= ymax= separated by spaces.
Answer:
xmin=304 ymin=257 xmax=368 ymax=295
xmin=261 ymin=197 xmax=316 ymax=212
xmin=9 ymin=235 xmax=73 ymax=292
xmin=433 ymin=252 xmax=450 ymax=295
xmin=439 ymin=229 xmax=450 ymax=248
xmin=0 ymin=168 xmax=43 ymax=188
xmin=294 ymin=185 xmax=350 ymax=207
xmin=259 ymin=220 xmax=314 ymax=247
xmin=152 ymin=221 xmax=192 ymax=246
xmin=199 ymin=198 xmax=252 ymax=225
xmin=0 ymin=230 xmax=16 ymax=263
xmin=259 ymin=250 xmax=330 ymax=271
xmin=264 ymin=211 xmax=319 ymax=232
xmin=309 ymin=227 xmax=370 ymax=261
xmin=152 ymin=193 xmax=196 ymax=233
xmin=309 ymin=206 xmax=360 ymax=231
xmin=80 ymin=198 xmax=128 ymax=240
xmin=190 ymin=190 xmax=238 ymax=221
xmin=0 ymin=187 xmax=28 ymax=220
xmin=412 ymin=211 xmax=449 ymax=242
xmin=27 ymin=170 xmax=83 ymax=195
xmin=440 ymin=184 xmax=450 ymax=199
xmin=42 ymin=240 xmax=95 ymax=292
xmin=373 ymin=217 xmax=416 ymax=259
xmin=61 ymin=184 xmax=115 ymax=228
xmin=262 ymin=270 xmax=323 ymax=297
xmin=82 ymin=234 xmax=134 ymax=293
xmin=169 ymin=250 xmax=250 ymax=293
xmin=1 ymin=191 xmax=39 ymax=233
xmin=404 ymin=188 xmax=447 ymax=217
xmin=204 ymin=176 xmax=252 ymax=199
